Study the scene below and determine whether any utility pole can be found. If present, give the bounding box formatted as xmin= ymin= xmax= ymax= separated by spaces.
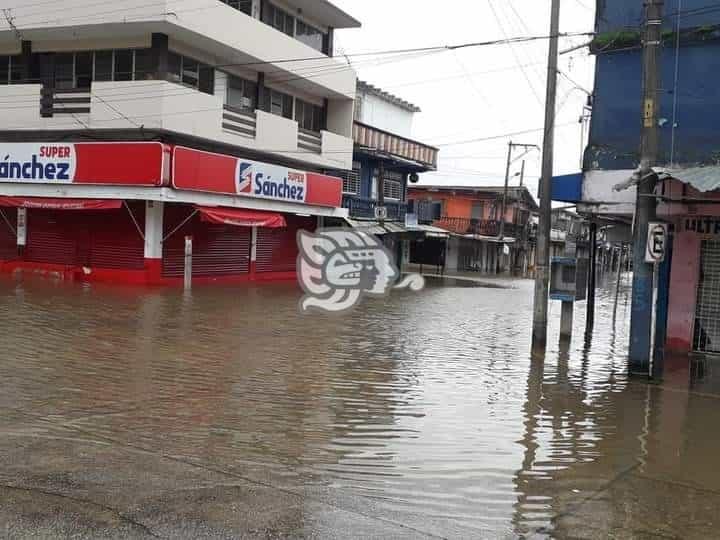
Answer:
xmin=519 ymin=160 xmax=526 ymax=187
xmin=499 ymin=143 xmax=537 ymax=274
xmin=377 ymin=161 xmax=385 ymax=227
xmin=532 ymin=0 xmax=561 ymax=350
xmin=629 ymin=0 xmax=663 ymax=375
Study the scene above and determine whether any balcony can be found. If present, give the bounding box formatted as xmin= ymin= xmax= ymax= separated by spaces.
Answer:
xmin=433 ymin=216 xmax=529 ymax=240
xmin=353 ymin=122 xmax=439 ymax=170
xmin=342 ymin=195 xmax=408 ymax=221
xmin=1 ymin=81 xmax=354 ymax=170
xmin=0 ymin=0 xmax=356 ymax=100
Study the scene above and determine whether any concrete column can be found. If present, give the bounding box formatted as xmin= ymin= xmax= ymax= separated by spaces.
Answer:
xmin=560 ymin=301 xmax=574 ymax=340
xmin=144 ymin=201 xmax=164 ymax=284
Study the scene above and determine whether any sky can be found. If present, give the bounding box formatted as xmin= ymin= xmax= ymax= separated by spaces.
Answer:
xmin=330 ymin=0 xmax=596 ymax=198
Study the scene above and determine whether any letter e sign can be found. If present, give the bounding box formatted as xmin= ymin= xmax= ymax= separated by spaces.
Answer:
xmin=646 ymin=222 xmax=668 ymax=263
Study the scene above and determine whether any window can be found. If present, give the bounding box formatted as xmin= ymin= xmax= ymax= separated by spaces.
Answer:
xmin=0 ymin=56 xmax=9 ymax=84
xmin=296 ymin=20 xmax=325 ymax=52
xmin=54 ymin=53 xmax=75 ymax=89
xmin=0 ymin=55 xmax=26 ymax=84
xmin=75 ymin=51 xmax=93 ymax=88
xmin=327 ymin=162 xmax=361 ymax=195
xmin=133 ymin=49 xmax=154 ymax=81
xmin=94 ymin=50 xmax=113 ymax=81
xmin=262 ymin=87 xmax=293 ymax=119
xmin=372 ymin=169 xmax=404 ymax=200
xmin=471 ymin=201 xmax=484 ymax=220
xmin=167 ymin=52 xmax=214 ymax=94
xmin=226 ymin=75 xmax=257 ymax=112
xmin=263 ymin=3 xmax=294 ymax=36
xmin=219 ymin=0 xmax=252 ymax=15
xmin=295 ymin=98 xmax=324 ymax=132
xmin=113 ymin=49 xmax=134 ymax=81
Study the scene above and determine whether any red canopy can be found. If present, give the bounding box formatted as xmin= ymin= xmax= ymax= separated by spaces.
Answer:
xmin=0 ymin=197 xmax=123 ymax=210
xmin=196 ymin=206 xmax=287 ymax=228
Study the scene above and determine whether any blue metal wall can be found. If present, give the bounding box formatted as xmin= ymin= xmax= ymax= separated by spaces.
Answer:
xmin=597 ymin=0 xmax=720 ymax=33
xmin=586 ymin=41 xmax=720 ymax=170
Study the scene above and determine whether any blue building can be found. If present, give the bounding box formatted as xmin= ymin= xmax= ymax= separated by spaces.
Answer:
xmin=581 ymin=1 xmax=720 ymax=359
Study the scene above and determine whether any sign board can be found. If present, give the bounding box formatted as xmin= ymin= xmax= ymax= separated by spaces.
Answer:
xmin=375 ymin=206 xmax=388 ymax=220
xmin=646 ymin=222 xmax=668 ymax=263
xmin=172 ymin=147 xmax=342 ymax=207
xmin=0 ymin=142 xmax=167 ymax=186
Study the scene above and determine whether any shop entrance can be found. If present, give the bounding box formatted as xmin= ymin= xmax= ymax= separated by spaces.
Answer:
xmin=693 ymin=240 xmax=720 ymax=353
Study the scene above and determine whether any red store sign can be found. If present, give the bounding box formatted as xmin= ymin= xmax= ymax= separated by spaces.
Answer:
xmin=172 ymin=146 xmax=343 ymax=208
xmin=0 ymin=142 xmax=169 ymax=186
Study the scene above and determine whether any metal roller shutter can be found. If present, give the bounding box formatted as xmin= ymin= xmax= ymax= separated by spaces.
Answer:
xmin=0 ymin=208 xmax=17 ymax=261
xmin=256 ymin=215 xmax=314 ymax=273
xmin=88 ymin=203 xmax=145 ymax=270
xmin=162 ymin=205 xmax=251 ymax=278
xmin=694 ymin=240 xmax=720 ymax=353
xmin=25 ymin=210 xmax=84 ymax=266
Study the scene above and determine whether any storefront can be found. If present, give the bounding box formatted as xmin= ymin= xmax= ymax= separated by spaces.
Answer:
xmin=0 ymin=142 xmax=345 ymax=285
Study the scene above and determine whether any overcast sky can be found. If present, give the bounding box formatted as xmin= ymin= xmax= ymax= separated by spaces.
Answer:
xmin=331 ymin=0 xmax=596 ymax=197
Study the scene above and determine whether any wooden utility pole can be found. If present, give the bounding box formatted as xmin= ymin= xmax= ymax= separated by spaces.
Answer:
xmin=629 ymin=0 xmax=663 ymax=375
xmin=532 ymin=0 xmax=561 ymax=350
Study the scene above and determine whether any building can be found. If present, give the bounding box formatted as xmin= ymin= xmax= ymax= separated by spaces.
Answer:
xmin=407 ymin=185 xmax=538 ymax=275
xmin=0 ymin=0 xmax=361 ymax=284
xmin=576 ymin=1 xmax=720 ymax=358
xmin=325 ymin=81 xmax=439 ymax=267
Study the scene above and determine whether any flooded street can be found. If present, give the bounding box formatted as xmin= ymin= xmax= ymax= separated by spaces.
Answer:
xmin=1 ymin=275 xmax=719 ymax=539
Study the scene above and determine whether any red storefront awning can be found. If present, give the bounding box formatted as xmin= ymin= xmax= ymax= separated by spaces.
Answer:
xmin=195 ymin=206 xmax=287 ymax=228
xmin=0 ymin=197 xmax=123 ymax=210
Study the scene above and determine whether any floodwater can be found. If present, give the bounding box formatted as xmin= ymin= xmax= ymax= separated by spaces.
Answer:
xmin=1 ymin=273 xmax=719 ymax=539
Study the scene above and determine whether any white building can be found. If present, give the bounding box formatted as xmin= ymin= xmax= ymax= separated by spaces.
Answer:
xmin=0 ymin=0 xmax=361 ymax=285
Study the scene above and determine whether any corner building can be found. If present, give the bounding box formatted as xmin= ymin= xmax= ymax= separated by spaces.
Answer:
xmin=0 ymin=0 xmax=359 ymax=284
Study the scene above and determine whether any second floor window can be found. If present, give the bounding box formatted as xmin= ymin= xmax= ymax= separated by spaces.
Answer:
xmin=262 ymin=87 xmax=293 ymax=119
xmin=327 ymin=162 xmax=361 ymax=195
xmin=471 ymin=201 xmax=484 ymax=220
xmin=372 ymin=169 xmax=404 ymax=200
xmin=226 ymin=75 xmax=257 ymax=113
xmin=168 ymin=52 xmax=214 ymax=95
xmin=295 ymin=98 xmax=324 ymax=132
xmin=0 ymin=55 xmax=24 ymax=84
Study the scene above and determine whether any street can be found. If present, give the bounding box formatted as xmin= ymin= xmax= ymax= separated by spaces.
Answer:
xmin=1 ymin=275 xmax=718 ymax=538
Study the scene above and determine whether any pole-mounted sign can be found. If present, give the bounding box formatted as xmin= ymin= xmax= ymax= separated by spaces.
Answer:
xmin=645 ymin=222 xmax=668 ymax=263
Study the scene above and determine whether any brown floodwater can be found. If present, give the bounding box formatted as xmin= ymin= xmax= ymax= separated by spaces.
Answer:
xmin=0 ymin=273 xmax=719 ymax=538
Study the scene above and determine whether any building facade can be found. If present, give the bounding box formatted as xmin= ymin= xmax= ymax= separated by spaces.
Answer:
xmin=579 ymin=0 xmax=720 ymax=357
xmin=408 ymin=185 xmax=538 ymax=275
xmin=325 ymin=81 xmax=439 ymax=267
xmin=0 ymin=0 xmax=360 ymax=284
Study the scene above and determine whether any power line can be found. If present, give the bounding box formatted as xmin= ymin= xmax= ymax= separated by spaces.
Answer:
xmin=434 ymin=122 xmax=578 ymax=147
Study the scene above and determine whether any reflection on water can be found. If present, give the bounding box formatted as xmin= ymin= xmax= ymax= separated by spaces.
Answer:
xmin=0 ymin=273 xmax=718 ymax=537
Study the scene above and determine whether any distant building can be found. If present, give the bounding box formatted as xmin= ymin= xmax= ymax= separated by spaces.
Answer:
xmin=407 ymin=185 xmax=539 ymax=274
xmin=325 ymin=81 xmax=439 ymax=267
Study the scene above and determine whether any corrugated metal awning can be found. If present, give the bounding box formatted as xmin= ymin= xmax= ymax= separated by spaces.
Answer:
xmin=658 ymin=166 xmax=720 ymax=193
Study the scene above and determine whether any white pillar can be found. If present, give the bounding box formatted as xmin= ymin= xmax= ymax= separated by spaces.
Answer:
xmin=17 ymin=208 xmax=26 ymax=247
xmin=144 ymin=201 xmax=164 ymax=260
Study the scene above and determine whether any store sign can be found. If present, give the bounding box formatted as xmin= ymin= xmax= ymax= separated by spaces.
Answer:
xmin=172 ymin=147 xmax=342 ymax=207
xmin=0 ymin=142 xmax=167 ymax=186
xmin=646 ymin=222 xmax=668 ymax=263
xmin=684 ymin=217 xmax=720 ymax=235
xmin=236 ymin=160 xmax=306 ymax=203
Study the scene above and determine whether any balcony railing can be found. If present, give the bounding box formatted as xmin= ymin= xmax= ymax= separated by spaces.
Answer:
xmin=298 ymin=128 xmax=322 ymax=154
xmin=342 ymin=195 xmax=408 ymax=221
xmin=40 ymin=86 xmax=91 ymax=118
xmin=222 ymin=105 xmax=257 ymax=137
xmin=435 ymin=217 xmax=501 ymax=237
xmin=353 ymin=121 xmax=439 ymax=170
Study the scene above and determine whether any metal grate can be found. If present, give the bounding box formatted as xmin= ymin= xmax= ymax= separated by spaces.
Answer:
xmin=693 ymin=240 xmax=720 ymax=353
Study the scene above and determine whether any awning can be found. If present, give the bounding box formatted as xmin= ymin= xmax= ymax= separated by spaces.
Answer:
xmin=0 ymin=196 xmax=122 ymax=210
xmin=196 ymin=206 xmax=286 ymax=228
xmin=658 ymin=166 xmax=720 ymax=193
xmin=344 ymin=218 xmax=424 ymax=236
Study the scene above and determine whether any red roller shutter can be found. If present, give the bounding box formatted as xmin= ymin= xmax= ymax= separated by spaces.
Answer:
xmin=256 ymin=215 xmax=315 ymax=273
xmin=25 ymin=207 xmax=144 ymax=269
xmin=0 ymin=208 xmax=17 ymax=261
xmin=88 ymin=203 xmax=145 ymax=270
xmin=25 ymin=210 xmax=85 ymax=266
xmin=162 ymin=204 xmax=251 ymax=278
